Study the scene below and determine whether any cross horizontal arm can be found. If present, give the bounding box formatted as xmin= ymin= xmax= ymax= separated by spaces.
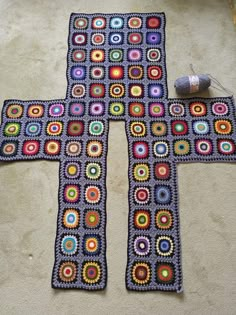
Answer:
xmin=165 ymin=96 xmax=236 ymax=163
xmin=0 ymin=99 xmax=74 ymax=161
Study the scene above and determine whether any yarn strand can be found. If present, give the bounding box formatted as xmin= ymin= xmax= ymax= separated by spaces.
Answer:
xmin=189 ymin=64 xmax=234 ymax=96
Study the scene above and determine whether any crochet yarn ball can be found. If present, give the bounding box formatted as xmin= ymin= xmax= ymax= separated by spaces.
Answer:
xmin=174 ymin=74 xmax=211 ymax=94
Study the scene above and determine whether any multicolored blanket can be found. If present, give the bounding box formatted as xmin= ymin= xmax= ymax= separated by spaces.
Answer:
xmin=0 ymin=13 xmax=235 ymax=292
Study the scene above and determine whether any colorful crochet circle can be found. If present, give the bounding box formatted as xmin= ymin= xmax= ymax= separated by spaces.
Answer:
xmin=128 ymin=66 xmax=143 ymax=80
xmin=65 ymin=162 xmax=80 ymax=179
xmin=129 ymin=102 xmax=145 ymax=117
xmin=127 ymin=49 xmax=142 ymax=61
xmin=214 ymin=120 xmax=232 ymax=135
xmin=193 ymin=121 xmax=209 ymax=135
xmin=149 ymin=102 xmax=165 ymax=117
xmin=86 ymin=163 xmax=101 ymax=180
xmin=90 ymin=84 xmax=105 ymax=98
xmin=83 ymin=234 xmax=100 ymax=255
xmin=134 ymin=187 xmax=150 ymax=204
xmin=6 ymin=104 xmax=23 ymax=119
xmin=155 ymin=185 xmax=171 ymax=204
xmin=63 ymin=209 xmax=79 ymax=229
xmin=169 ymin=103 xmax=185 ymax=117
xmin=134 ymin=236 xmax=150 ymax=256
xmin=82 ymin=262 xmax=101 ymax=284
xmin=190 ymin=102 xmax=207 ymax=116
xmin=109 ymin=49 xmax=123 ymax=62
xmin=59 ymin=261 xmax=77 ymax=282
xmin=217 ymin=139 xmax=234 ymax=155
xmin=109 ymin=84 xmax=125 ymax=98
xmin=134 ymin=210 xmax=151 ymax=230
xmin=154 ymin=163 xmax=170 ymax=180
xmin=153 ymin=141 xmax=169 ymax=157
xmin=129 ymin=84 xmax=144 ymax=98
xmin=23 ymin=140 xmax=40 ymax=155
xmin=174 ymin=140 xmax=190 ymax=156
xmin=49 ymin=103 xmax=64 ymax=117
xmin=132 ymin=262 xmax=151 ymax=285
xmin=147 ymin=48 xmax=161 ymax=62
xmin=91 ymin=33 xmax=105 ymax=45
xmin=45 ymin=140 xmax=61 ymax=155
xmin=110 ymin=17 xmax=124 ymax=29
xmin=71 ymin=84 xmax=85 ymax=98
xmin=89 ymin=102 xmax=105 ymax=116
xmin=147 ymin=66 xmax=162 ymax=80
xmin=74 ymin=17 xmax=88 ymax=29
xmin=90 ymin=66 xmax=105 ymax=80
xmin=148 ymin=84 xmax=163 ymax=98
xmin=66 ymin=141 xmax=81 ymax=157
xmin=27 ymin=104 xmax=44 ymax=118
xmin=156 ymin=235 xmax=174 ymax=256
xmin=85 ymin=185 xmax=101 ymax=204
xmin=89 ymin=121 xmax=104 ymax=136
xmin=72 ymin=50 xmax=86 ymax=62
xmin=67 ymin=121 xmax=84 ymax=136
xmin=84 ymin=210 xmax=101 ymax=229
xmin=86 ymin=141 xmax=103 ymax=157
xmin=1 ymin=141 xmax=18 ymax=156
xmin=212 ymin=102 xmax=229 ymax=115
xmin=71 ymin=66 xmax=86 ymax=80
xmin=90 ymin=49 xmax=105 ymax=62
xmin=69 ymin=103 xmax=85 ymax=116
xmin=61 ymin=235 xmax=78 ymax=255
xmin=151 ymin=121 xmax=167 ymax=136
xmin=130 ymin=122 xmax=146 ymax=137
xmin=72 ymin=33 xmax=87 ymax=45
xmin=128 ymin=17 xmax=142 ymax=29
xmin=195 ymin=139 xmax=213 ymax=155
xmin=133 ymin=141 xmax=149 ymax=159
xmin=92 ymin=17 xmax=106 ymax=29
xmin=46 ymin=121 xmax=63 ymax=136
xmin=4 ymin=122 xmax=21 ymax=137
xmin=171 ymin=120 xmax=188 ymax=135
xmin=109 ymin=102 xmax=125 ymax=116
xmin=156 ymin=263 xmax=175 ymax=284
xmin=109 ymin=66 xmax=124 ymax=80
xmin=64 ymin=185 xmax=80 ymax=203
xmin=155 ymin=210 xmax=173 ymax=230
xmin=147 ymin=16 xmax=161 ymax=28
xmin=109 ymin=32 xmax=124 ymax=45
xmin=146 ymin=32 xmax=161 ymax=44
xmin=128 ymin=32 xmax=142 ymax=44
xmin=133 ymin=163 xmax=150 ymax=181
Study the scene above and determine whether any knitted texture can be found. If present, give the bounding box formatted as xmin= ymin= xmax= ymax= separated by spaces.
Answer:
xmin=0 ymin=13 xmax=235 ymax=292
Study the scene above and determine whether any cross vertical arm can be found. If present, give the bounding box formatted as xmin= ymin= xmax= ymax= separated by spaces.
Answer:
xmin=125 ymin=119 xmax=183 ymax=292
xmin=52 ymin=118 xmax=109 ymax=289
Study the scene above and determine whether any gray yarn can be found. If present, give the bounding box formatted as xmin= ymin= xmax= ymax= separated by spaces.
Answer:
xmin=174 ymin=74 xmax=211 ymax=94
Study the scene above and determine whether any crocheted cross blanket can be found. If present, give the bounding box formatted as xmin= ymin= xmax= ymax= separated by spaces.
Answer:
xmin=0 ymin=13 xmax=235 ymax=292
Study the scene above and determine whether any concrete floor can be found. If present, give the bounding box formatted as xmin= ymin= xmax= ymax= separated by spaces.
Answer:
xmin=0 ymin=0 xmax=236 ymax=314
